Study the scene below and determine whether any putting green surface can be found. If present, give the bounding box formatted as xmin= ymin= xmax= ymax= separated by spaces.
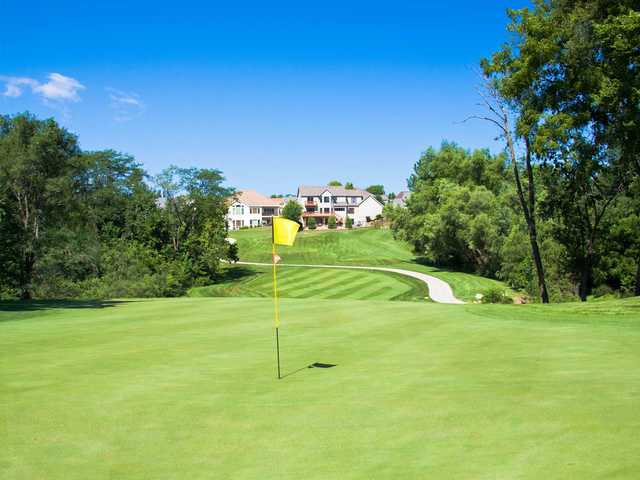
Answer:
xmin=230 ymin=228 xmax=511 ymax=301
xmin=2 ymin=297 xmax=640 ymax=479
xmin=189 ymin=265 xmax=430 ymax=302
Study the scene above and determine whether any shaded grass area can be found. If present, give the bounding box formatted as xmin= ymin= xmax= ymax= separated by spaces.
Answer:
xmin=189 ymin=264 xmax=431 ymax=302
xmin=230 ymin=227 xmax=512 ymax=301
xmin=2 ymin=297 xmax=639 ymax=479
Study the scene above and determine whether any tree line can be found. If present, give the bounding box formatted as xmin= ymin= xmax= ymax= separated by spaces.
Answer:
xmin=0 ymin=113 xmax=237 ymax=300
xmin=387 ymin=0 xmax=640 ymax=302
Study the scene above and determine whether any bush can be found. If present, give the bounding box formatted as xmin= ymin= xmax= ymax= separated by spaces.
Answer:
xmin=307 ymin=217 xmax=317 ymax=230
xmin=480 ymin=287 xmax=513 ymax=304
xmin=328 ymin=216 xmax=337 ymax=229
xmin=346 ymin=217 xmax=353 ymax=229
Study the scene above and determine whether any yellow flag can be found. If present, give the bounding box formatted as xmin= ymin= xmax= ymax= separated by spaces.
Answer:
xmin=272 ymin=217 xmax=300 ymax=246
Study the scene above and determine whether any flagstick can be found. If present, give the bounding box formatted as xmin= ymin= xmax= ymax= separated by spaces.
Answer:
xmin=272 ymin=242 xmax=281 ymax=379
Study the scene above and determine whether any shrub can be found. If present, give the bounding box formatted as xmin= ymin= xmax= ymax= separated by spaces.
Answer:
xmin=346 ymin=217 xmax=353 ymax=229
xmin=480 ymin=287 xmax=513 ymax=304
xmin=328 ymin=216 xmax=337 ymax=229
xmin=307 ymin=217 xmax=317 ymax=230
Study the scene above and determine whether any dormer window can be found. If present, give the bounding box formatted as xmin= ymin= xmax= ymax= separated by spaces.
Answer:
xmin=323 ymin=196 xmax=331 ymax=203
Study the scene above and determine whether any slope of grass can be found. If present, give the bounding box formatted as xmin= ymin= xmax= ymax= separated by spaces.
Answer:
xmin=230 ymin=227 xmax=511 ymax=301
xmin=189 ymin=264 xmax=430 ymax=302
xmin=231 ymin=227 xmax=415 ymax=265
xmin=2 ymin=297 xmax=640 ymax=479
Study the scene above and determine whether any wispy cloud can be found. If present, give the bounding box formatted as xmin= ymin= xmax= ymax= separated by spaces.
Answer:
xmin=0 ymin=76 xmax=39 ymax=97
xmin=1 ymin=72 xmax=85 ymax=105
xmin=107 ymin=87 xmax=145 ymax=122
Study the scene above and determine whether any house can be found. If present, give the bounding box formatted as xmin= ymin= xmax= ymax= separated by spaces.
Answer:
xmin=391 ymin=191 xmax=410 ymax=207
xmin=296 ymin=185 xmax=384 ymax=227
xmin=227 ymin=190 xmax=285 ymax=230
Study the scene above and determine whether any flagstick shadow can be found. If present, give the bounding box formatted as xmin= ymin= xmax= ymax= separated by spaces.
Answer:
xmin=280 ymin=362 xmax=337 ymax=379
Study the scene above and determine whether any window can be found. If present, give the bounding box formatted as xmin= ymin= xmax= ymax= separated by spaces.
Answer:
xmin=322 ymin=196 xmax=330 ymax=203
xmin=233 ymin=220 xmax=244 ymax=228
xmin=232 ymin=205 xmax=244 ymax=215
xmin=348 ymin=207 xmax=355 ymax=214
xmin=335 ymin=207 xmax=345 ymax=212
xmin=323 ymin=208 xmax=330 ymax=213
xmin=307 ymin=196 xmax=315 ymax=202
xmin=250 ymin=219 xmax=261 ymax=226
xmin=250 ymin=207 xmax=260 ymax=214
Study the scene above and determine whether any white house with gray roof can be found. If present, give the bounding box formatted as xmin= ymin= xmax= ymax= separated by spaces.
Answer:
xmin=296 ymin=185 xmax=384 ymax=227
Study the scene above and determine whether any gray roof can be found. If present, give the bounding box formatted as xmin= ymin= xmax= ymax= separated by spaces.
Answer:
xmin=297 ymin=185 xmax=371 ymax=198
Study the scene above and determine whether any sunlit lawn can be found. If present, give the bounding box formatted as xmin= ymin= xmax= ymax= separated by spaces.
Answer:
xmin=2 ymin=297 xmax=640 ymax=479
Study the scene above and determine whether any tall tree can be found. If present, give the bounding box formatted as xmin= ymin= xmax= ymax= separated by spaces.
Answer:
xmin=481 ymin=0 xmax=638 ymax=300
xmin=0 ymin=113 xmax=80 ymax=298
xmin=328 ymin=180 xmax=342 ymax=186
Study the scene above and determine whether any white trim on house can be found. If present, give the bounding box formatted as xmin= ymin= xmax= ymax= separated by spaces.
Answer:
xmin=226 ymin=190 xmax=285 ymax=230
xmin=296 ymin=185 xmax=384 ymax=227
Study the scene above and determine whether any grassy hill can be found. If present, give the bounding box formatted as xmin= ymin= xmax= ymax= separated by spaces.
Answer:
xmin=3 ymin=297 xmax=639 ymax=479
xmin=189 ymin=265 xmax=430 ymax=302
xmin=229 ymin=227 xmax=511 ymax=301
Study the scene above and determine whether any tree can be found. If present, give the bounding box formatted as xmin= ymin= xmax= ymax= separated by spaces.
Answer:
xmin=154 ymin=166 xmax=233 ymax=282
xmin=0 ymin=113 xmax=80 ymax=298
xmin=480 ymin=1 xmax=639 ymax=301
xmin=366 ymin=185 xmax=386 ymax=203
xmin=465 ymin=81 xmax=550 ymax=303
xmin=328 ymin=180 xmax=342 ymax=186
xmin=344 ymin=182 xmax=355 ymax=190
xmin=391 ymin=143 xmax=514 ymax=276
xmin=328 ymin=216 xmax=337 ymax=229
xmin=282 ymin=199 xmax=302 ymax=222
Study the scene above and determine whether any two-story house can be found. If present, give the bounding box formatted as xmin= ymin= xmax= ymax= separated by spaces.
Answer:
xmin=296 ymin=185 xmax=383 ymax=227
xmin=227 ymin=190 xmax=285 ymax=230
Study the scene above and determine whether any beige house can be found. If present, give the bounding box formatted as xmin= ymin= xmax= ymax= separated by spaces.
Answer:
xmin=226 ymin=190 xmax=285 ymax=230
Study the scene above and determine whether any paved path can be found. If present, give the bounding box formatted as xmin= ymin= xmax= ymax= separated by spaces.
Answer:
xmin=236 ymin=261 xmax=465 ymax=304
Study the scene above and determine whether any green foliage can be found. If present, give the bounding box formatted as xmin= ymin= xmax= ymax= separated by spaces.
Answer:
xmin=327 ymin=216 xmax=337 ymax=229
xmin=344 ymin=182 xmax=354 ymax=189
xmin=307 ymin=217 xmax=317 ymax=230
xmin=328 ymin=180 xmax=342 ymax=186
xmin=482 ymin=0 xmax=640 ymax=300
xmin=393 ymin=143 xmax=513 ymax=277
xmin=282 ymin=199 xmax=303 ymax=222
xmin=0 ymin=113 xmax=234 ymax=300
xmin=366 ymin=184 xmax=385 ymax=202
xmin=480 ymin=287 xmax=513 ymax=304
xmin=345 ymin=217 xmax=353 ymax=229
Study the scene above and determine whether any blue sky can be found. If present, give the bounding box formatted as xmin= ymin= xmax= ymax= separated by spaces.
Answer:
xmin=1 ymin=1 xmax=525 ymax=194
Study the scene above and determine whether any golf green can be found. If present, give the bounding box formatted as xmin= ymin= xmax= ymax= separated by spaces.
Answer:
xmin=2 ymin=297 xmax=639 ymax=479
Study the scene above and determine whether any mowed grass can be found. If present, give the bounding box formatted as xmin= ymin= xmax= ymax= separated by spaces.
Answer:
xmin=231 ymin=227 xmax=414 ymax=265
xmin=2 ymin=297 xmax=640 ymax=479
xmin=231 ymin=227 xmax=511 ymax=301
xmin=189 ymin=265 xmax=430 ymax=302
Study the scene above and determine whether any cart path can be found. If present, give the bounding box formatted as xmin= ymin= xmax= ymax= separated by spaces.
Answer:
xmin=235 ymin=261 xmax=465 ymax=304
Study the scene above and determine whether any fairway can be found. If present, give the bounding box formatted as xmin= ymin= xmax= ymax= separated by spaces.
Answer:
xmin=3 ymin=298 xmax=640 ymax=479
xmin=230 ymin=228 xmax=512 ymax=301
xmin=189 ymin=265 xmax=430 ymax=301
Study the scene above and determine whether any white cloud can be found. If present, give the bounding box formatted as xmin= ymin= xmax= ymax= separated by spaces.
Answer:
xmin=0 ymin=73 xmax=85 ymax=103
xmin=0 ymin=76 xmax=39 ymax=97
xmin=107 ymin=87 xmax=145 ymax=122
xmin=33 ymin=73 xmax=85 ymax=102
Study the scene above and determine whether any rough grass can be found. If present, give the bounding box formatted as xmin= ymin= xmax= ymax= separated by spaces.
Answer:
xmin=189 ymin=265 xmax=430 ymax=302
xmin=230 ymin=227 xmax=512 ymax=301
xmin=2 ymin=297 xmax=639 ymax=479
